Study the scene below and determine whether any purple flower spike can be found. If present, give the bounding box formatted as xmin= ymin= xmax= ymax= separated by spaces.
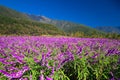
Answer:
xmin=77 ymin=47 xmax=82 ymax=55
xmin=0 ymin=66 xmax=29 ymax=79
xmin=39 ymin=74 xmax=44 ymax=80
xmin=84 ymin=53 xmax=89 ymax=56
xmin=110 ymin=77 xmax=115 ymax=80
xmin=34 ymin=58 xmax=40 ymax=63
xmin=19 ymin=77 xmax=29 ymax=80
xmin=105 ymin=49 xmax=115 ymax=56
xmin=30 ymin=75 xmax=32 ymax=80
xmin=39 ymin=70 xmax=44 ymax=80
xmin=46 ymin=76 xmax=53 ymax=80
xmin=92 ymin=53 xmax=99 ymax=58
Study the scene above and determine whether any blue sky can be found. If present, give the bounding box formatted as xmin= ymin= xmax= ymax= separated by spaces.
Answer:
xmin=0 ymin=0 xmax=120 ymax=27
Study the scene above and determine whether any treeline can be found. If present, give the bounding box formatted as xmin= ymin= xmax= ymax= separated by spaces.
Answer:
xmin=69 ymin=31 xmax=120 ymax=39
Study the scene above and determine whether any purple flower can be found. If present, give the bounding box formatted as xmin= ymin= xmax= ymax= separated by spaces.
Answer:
xmin=34 ymin=58 xmax=40 ymax=63
xmin=0 ymin=66 xmax=29 ymax=78
xmin=39 ymin=72 xmax=44 ymax=80
xmin=91 ymin=53 xmax=99 ymax=58
xmin=84 ymin=53 xmax=89 ymax=56
xmin=77 ymin=47 xmax=82 ymax=55
xmin=61 ymin=58 xmax=70 ymax=65
xmin=46 ymin=76 xmax=53 ymax=80
xmin=30 ymin=75 xmax=32 ymax=80
xmin=105 ymin=49 xmax=115 ymax=56
xmin=19 ymin=77 xmax=29 ymax=80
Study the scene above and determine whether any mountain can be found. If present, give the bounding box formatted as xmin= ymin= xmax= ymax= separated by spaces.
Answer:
xmin=96 ymin=26 xmax=120 ymax=34
xmin=27 ymin=14 xmax=103 ymax=36
xmin=0 ymin=5 xmax=106 ymax=37
xmin=0 ymin=5 xmax=65 ymax=35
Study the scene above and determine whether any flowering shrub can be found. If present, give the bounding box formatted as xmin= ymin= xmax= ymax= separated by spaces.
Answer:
xmin=0 ymin=36 xmax=120 ymax=80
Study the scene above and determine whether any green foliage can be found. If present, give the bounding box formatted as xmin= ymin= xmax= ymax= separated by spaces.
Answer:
xmin=52 ymin=69 xmax=70 ymax=80
xmin=62 ymin=51 xmax=120 ymax=80
xmin=105 ymin=33 xmax=120 ymax=39
xmin=0 ymin=75 xmax=8 ymax=80
xmin=63 ymin=53 xmax=89 ymax=80
xmin=24 ymin=57 xmax=42 ymax=80
xmin=0 ymin=62 xmax=8 ymax=80
xmin=70 ymin=31 xmax=120 ymax=39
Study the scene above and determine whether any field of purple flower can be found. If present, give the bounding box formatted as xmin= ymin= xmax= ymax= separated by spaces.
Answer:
xmin=0 ymin=36 xmax=120 ymax=80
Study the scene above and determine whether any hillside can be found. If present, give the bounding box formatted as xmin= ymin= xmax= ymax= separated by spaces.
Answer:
xmin=27 ymin=14 xmax=104 ymax=36
xmin=0 ymin=6 xmax=65 ymax=36
xmin=0 ymin=5 xmax=30 ymax=20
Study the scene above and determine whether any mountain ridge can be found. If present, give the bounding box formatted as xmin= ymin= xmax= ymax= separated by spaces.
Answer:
xmin=27 ymin=14 xmax=104 ymax=36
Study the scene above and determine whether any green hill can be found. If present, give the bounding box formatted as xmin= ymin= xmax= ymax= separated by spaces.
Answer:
xmin=0 ymin=5 xmax=30 ymax=19
xmin=0 ymin=6 xmax=65 ymax=36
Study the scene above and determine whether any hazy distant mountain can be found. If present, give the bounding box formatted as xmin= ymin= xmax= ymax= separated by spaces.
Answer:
xmin=27 ymin=14 xmax=103 ymax=35
xmin=96 ymin=26 xmax=120 ymax=34
xmin=0 ymin=5 xmax=65 ymax=35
